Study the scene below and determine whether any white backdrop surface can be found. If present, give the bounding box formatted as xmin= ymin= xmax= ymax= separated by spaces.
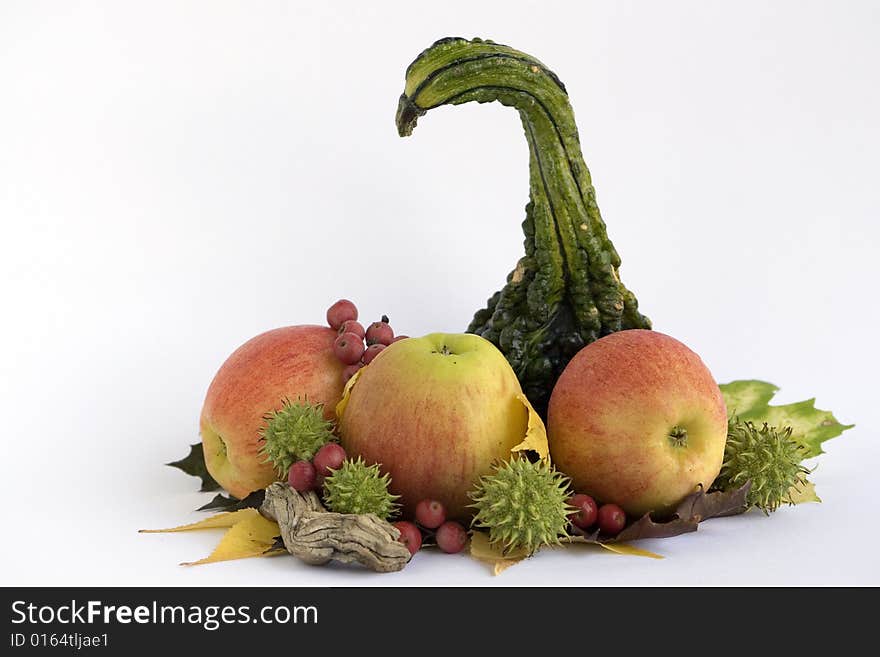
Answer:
xmin=1 ymin=1 xmax=877 ymax=585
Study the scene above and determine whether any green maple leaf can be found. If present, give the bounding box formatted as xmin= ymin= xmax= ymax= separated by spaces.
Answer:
xmin=719 ymin=380 xmax=854 ymax=458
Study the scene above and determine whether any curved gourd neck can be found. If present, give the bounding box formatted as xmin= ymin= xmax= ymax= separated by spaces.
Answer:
xmin=396 ymin=38 xmax=621 ymax=328
xmin=395 ymin=37 xmax=650 ymax=414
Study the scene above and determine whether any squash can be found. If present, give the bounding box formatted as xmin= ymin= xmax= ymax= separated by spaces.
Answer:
xmin=396 ymin=37 xmax=651 ymax=415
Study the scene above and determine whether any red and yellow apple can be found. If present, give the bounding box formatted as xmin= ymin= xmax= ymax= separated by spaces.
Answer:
xmin=337 ymin=333 xmax=533 ymax=519
xmin=200 ymin=325 xmax=345 ymax=498
xmin=547 ymin=329 xmax=727 ymax=517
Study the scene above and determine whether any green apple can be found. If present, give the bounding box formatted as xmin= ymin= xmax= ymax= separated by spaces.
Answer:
xmin=547 ymin=330 xmax=727 ymax=517
xmin=337 ymin=333 xmax=532 ymax=519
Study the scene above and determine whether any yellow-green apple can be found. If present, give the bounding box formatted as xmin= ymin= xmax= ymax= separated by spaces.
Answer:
xmin=200 ymin=325 xmax=344 ymax=498
xmin=337 ymin=333 xmax=533 ymax=519
xmin=547 ymin=330 xmax=727 ymax=517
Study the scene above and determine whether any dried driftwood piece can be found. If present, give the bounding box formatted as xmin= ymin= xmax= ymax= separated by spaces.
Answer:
xmin=260 ymin=482 xmax=411 ymax=573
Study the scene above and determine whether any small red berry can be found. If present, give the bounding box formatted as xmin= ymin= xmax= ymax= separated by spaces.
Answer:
xmin=414 ymin=499 xmax=447 ymax=529
xmin=362 ymin=343 xmax=386 ymax=365
xmin=288 ymin=460 xmax=317 ymax=492
xmin=435 ymin=521 xmax=468 ymax=554
xmin=568 ymin=493 xmax=598 ymax=530
xmin=365 ymin=321 xmax=394 ymax=346
xmin=326 ymin=299 xmax=358 ymax=330
xmin=313 ymin=443 xmax=347 ymax=478
xmin=392 ymin=521 xmax=422 ymax=556
xmin=338 ymin=319 xmax=365 ymax=339
xmin=333 ymin=331 xmax=365 ymax=365
xmin=597 ymin=503 xmax=627 ymax=535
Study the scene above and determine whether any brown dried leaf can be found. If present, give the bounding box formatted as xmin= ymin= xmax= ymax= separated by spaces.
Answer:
xmin=677 ymin=481 xmax=752 ymax=521
xmin=571 ymin=481 xmax=752 ymax=544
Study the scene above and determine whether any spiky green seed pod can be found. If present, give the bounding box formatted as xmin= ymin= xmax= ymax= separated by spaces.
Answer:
xmin=323 ymin=457 xmax=400 ymax=520
xmin=715 ymin=417 xmax=810 ymax=514
xmin=469 ymin=457 xmax=572 ymax=556
xmin=259 ymin=398 xmax=336 ymax=476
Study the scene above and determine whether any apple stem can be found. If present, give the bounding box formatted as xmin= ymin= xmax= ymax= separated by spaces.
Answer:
xmin=669 ymin=426 xmax=688 ymax=448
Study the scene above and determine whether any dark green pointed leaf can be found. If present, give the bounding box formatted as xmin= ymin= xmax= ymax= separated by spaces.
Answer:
xmin=167 ymin=443 xmax=220 ymax=492
xmin=196 ymin=489 xmax=266 ymax=512
xmin=196 ymin=493 xmax=237 ymax=512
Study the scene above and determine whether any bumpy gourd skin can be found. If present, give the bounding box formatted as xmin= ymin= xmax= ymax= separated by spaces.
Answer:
xmin=396 ymin=37 xmax=650 ymax=415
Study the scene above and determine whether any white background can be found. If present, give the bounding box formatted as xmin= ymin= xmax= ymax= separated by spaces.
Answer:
xmin=2 ymin=1 xmax=878 ymax=586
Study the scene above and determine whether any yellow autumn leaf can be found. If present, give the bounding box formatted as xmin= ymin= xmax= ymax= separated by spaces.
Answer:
xmin=470 ymin=530 xmax=664 ymax=575
xmin=510 ymin=393 xmax=550 ymax=460
xmin=469 ymin=531 xmax=529 ymax=575
xmin=595 ymin=542 xmax=664 ymax=559
xmin=182 ymin=512 xmax=282 ymax=566
xmin=140 ymin=509 xmax=256 ymax=533
xmin=490 ymin=558 xmax=520 ymax=576
xmin=335 ymin=367 xmax=363 ymax=420
xmin=788 ymin=480 xmax=821 ymax=505
xmin=565 ymin=536 xmax=664 ymax=559
xmin=141 ymin=508 xmax=283 ymax=566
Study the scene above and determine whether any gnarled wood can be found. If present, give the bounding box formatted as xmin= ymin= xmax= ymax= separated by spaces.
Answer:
xmin=260 ymin=483 xmax=411 ymax=573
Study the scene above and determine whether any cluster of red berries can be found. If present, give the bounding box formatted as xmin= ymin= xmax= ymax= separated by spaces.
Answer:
xmin=392 ymin=499 xmax=468 ymax=557
xmin=568 ymin=493 xmax=627 ymax=536
xmin=290 ymin=439 xmax=467 ymax=557
xmin=288 ymin=443 xmax=347 ymax=493
xmin=326 ymin=299 xmax=409 ymax=383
